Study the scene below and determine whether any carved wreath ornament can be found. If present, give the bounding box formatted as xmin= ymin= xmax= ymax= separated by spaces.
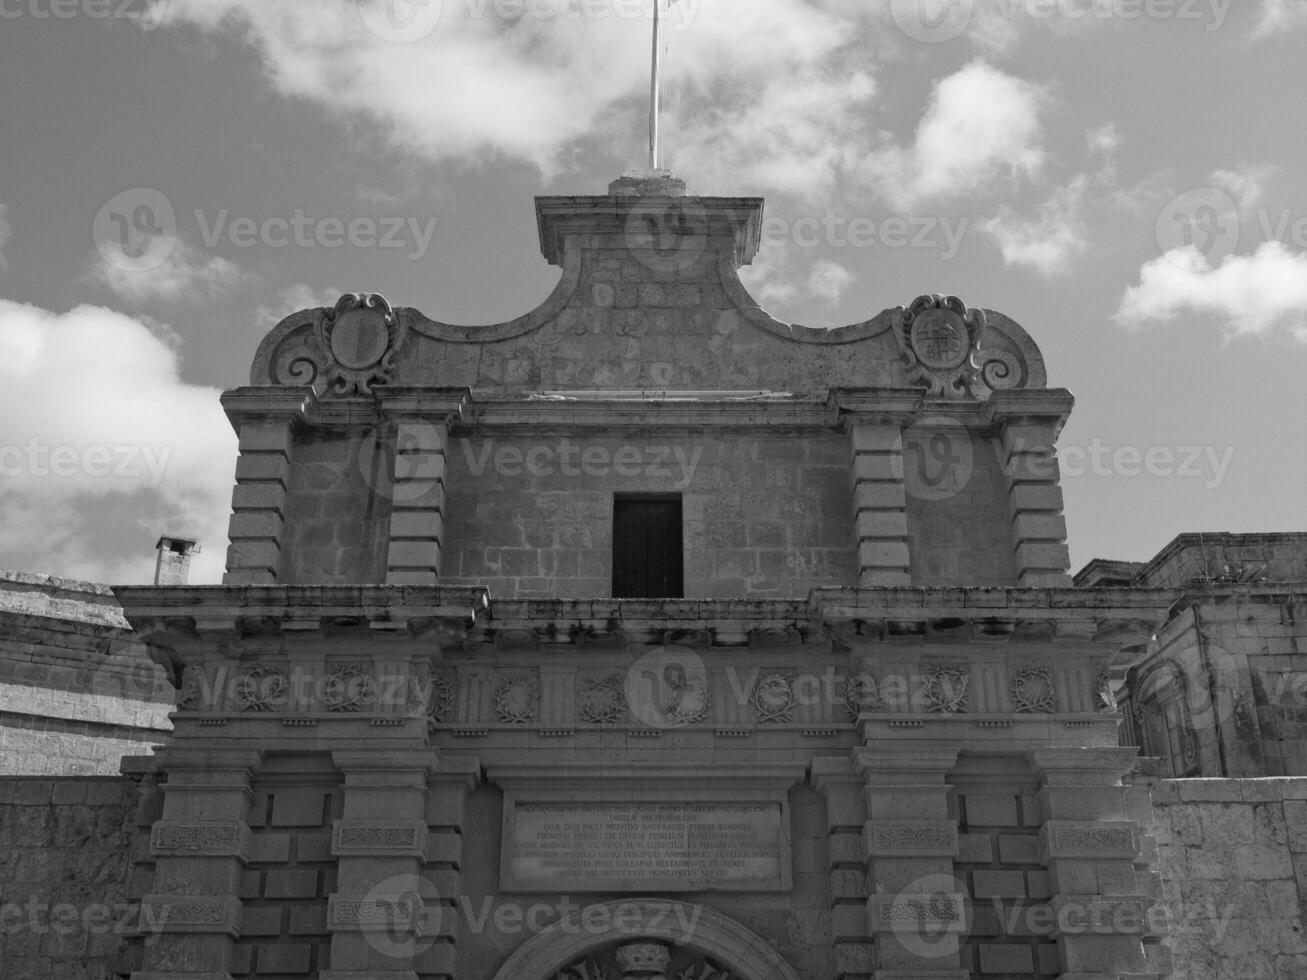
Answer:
xmin=578 ymin=674 xmax=628 ymax=725
xmin=1010 ymin=665 xmax=1056 ymax=714
xmin=318 ymin=663 xmax=376 ymax=713
xmin=751 ymin=673 xmax=797 ymax=723
xmin=920 ymin=664 xmax=970 ymax=714
xmin=233 ymin=665 xmax=288 ymax=712
xmin=494 ymin=675 xmax=539 ymax=724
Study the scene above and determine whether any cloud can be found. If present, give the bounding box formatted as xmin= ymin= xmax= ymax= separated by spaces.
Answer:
xmin=807 ymin=259 xmax=855 ymax=304
xmin=254 ymin=283 xmax=335 ymax=327
xmin=153 ymin=0 xmax=876 ymax=196
xmin=0 ymin=300 xmax=237 ymax=583
xmin=92 ymin=235 xmax=253 ymax=305
xmin=858 ymin=61 xmax=1046 ymax=209
xmin=977 ymin=124 xmax=1123 ymax=275
xmin=1253 ymin=0 xmax=1307 ymax=37
xmin=0 ymin=203 xmax=10 ymax=270
xmin=1114 ymin=241 xmax=1307 ymax=341
xmin=1209 ymin=163 xmax=1280 ymax=212
xmin=739 ymin=248 xmax=854 ymax=311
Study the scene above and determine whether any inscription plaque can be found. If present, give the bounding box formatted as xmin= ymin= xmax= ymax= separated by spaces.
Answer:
xmin=502 ymin=801 xmax=790 ymax=892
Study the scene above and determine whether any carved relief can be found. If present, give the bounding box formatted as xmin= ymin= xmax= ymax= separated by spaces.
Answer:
xmin=920 ymin=664 xmax=969 ymax=713
xmin=841 ymin=672 xmax=882 ymax=719
xmin=151 ymin=822 xmax=242 ymax=854
xmin=578 ymin=673 xmax=628 ymax=725
xmin=319 ymin=663 xmax=376 ymax=712
xmin=494 ymin=674 xmax=539 ymax=724
xmin=896 ymin=294 xmax=1030 ymax=400
xmin=1097 ymin=668 xmax=1120 ymax=713
xmin=177 ymin=664 xmax=205 ymax=711
xmin=868 ymin=823 xmax=955 ymax=852
xmin=418 ymin=671 xmax=456 ymax=730
xmin=270 ymin=292 xmax=406 ymax=396
xmin=662 ymin=666 xmax=712 ymax=727
xmin=233 ymin=665 xmax=288 ymax=712
xmin=751 ymin=673 xmax=796 ymax=724
xmin=876 ymin=895 xmax=962 ymax=922
xmin=1010 ymin=665 xmax=1056 ymax=714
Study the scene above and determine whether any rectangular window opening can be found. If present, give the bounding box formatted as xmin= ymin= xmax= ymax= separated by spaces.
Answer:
xmin=612 ymin=494 xmax=684 ymax=599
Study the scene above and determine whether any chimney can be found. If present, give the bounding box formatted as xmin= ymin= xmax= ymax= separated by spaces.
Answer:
xmin=154 ymin=536 xmax=199 ymax=586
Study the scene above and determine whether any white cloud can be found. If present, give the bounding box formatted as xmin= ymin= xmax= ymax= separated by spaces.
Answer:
xmin=1253 ymin=0 xmax=1307 ymax=37
xmin=154 ymin=0 xmax=875 ymax=196
xmin=1115 ymin=242 xmax=1307 ymax=341
xmin=858 ymin=61 xmax=1046 ymax=209
xmin=0 ymin=300 xmax=237 ymax=583
xmin=92 ymin=236 xmax=253 ymax=304
xmin=977 ymin=124 xmax=1121 ymax=275
xmin=739 ymin=248 xmax=854 ymax=311
xmin=255 ymin=283 xmax=335 ymax=327
xmin=807 ymin=259 xmax=855 ymax=304
xmin=1209 ymin=163 xmax=1279 ymax=212
xmin=0 ymin=203 xmax=10 ymax=270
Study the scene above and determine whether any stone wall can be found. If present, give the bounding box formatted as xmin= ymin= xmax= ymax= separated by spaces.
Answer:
xmin=0 ymin=572 xmax=172 ymax=775
xmin=1151 ymin=777 xmax=1307 ymax=980
xmin=0 ymin=774 xmax=144 ymax=980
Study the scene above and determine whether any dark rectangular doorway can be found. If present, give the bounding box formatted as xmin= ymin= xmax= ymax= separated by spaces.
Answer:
xmin=612 ymin=495 xmax=684 ymax=598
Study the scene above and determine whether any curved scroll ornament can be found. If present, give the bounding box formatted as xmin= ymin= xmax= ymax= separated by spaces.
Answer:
xmin=895 ymin=294 xmax=1031 ymax=400
xmin=920 ymin=664 xmax=969 ymax=713
xmin=234 ymin=665 xmax=289 ymax=712
xmin=1010 ymin=665 xmax=1056 ymax=714
xmin=270 ymin=293 xmax=406 ymax=396
xmin=319 ymin=663 xmax=376 ymax=713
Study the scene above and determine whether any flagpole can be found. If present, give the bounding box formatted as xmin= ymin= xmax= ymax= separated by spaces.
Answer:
xmin=649 ymin=0 xmax=662 ymax=171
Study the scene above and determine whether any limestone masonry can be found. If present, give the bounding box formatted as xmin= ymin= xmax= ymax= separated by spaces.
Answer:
xmin=2 ymin=173 xmax=1305 ymax=979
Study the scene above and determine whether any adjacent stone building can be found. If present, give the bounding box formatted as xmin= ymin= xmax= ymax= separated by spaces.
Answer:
xmin=1 ymin=173 xmax=1306 ymax=980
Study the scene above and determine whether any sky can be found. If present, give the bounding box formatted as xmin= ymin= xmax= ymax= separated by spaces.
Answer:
xmin=0 ymin=0 xmax=1304 ymax=585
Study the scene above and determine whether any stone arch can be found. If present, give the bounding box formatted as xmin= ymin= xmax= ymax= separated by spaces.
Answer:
xmin=488 ymin=898 xmax=802 ymax=980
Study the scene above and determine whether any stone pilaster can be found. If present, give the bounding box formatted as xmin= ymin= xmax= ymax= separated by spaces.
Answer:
xmin=812 ymin=757 xmax=875 ymax=980
xmin=377 ymin=389 xmax=470 ymax=586
xmin=1027 ymin=747 xmax=1158 ymax=980
xmin=831 ymin=392 xmax=919 ymax=587
xmin=324 ymin=750 xmax=438 ymax=980
xmin=132 ymin=748 xmax=263 ymax=980
xmin=220 ymin=387 xmax=312 ymax=584
xmin=855 ymin=744 xmax=967 ymax=980
xmin=987 ymin=392 xmax=1074 ymax=587
xmin=420 ymin=757 xmax=482 ymax=980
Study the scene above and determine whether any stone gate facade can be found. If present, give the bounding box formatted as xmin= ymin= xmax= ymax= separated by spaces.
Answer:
xmin=12 ymin=173 xmax=1306 ymax=979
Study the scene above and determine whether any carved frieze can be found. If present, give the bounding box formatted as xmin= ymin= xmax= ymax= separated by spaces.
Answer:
xmin=920 ymin=664 xmax=970 ymax=714
xmin=150 ymin=821 xmax=247 ymax=857
xmin=751 ymin=673 xmax=796 ymax=724
xmin=1040 ymin=820 xmax=1139 ymax=860
xmin=319 ymin=663 xmax=376 ymax=712
xmin=864 ymin=821 xmax=959 ymax=857
xmin=578 ymin=673 xmax=628 ymax=725
xmin=1010 ymin=665 xmax=1056 ymax=714
xmin=233 ymin=665 xmax=288 ymax=712
xmin=139 ymin=895 xmax=240 ymax=934
xmin=841 ymin=672 xmax=882 ymax=719
xmin=494 ymin=673 xmax=539 ymax=724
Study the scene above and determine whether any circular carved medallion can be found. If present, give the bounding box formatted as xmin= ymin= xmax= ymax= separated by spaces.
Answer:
xmin=910 ymin=307 xmax=969 ymax=370
xmin=330 ymin=307 xmax=392 ymax=369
